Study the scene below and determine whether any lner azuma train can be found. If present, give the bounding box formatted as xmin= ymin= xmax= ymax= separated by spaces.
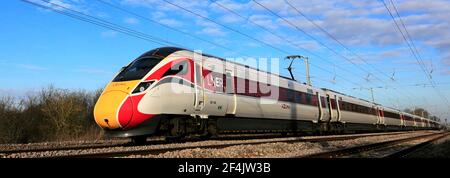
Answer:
xmin=94 ymin=47 xmax=441 ymax=143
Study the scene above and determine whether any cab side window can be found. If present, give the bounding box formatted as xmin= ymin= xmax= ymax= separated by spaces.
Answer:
xmin=163 ymin=61 xmax=188 ymax=77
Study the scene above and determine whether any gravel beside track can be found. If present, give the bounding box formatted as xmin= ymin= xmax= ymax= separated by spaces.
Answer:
xmin=389 ymin=133 xmax=450 ymax=158
xmin=0 ymin=131 xmax=436 ymax=158
xmin=0 ymin=139 xmax=129 ymax=153
xmin=128 ymin=131 xmax=435 ymax=158
xmin=343 ymin=132 xmax=448 ymax=158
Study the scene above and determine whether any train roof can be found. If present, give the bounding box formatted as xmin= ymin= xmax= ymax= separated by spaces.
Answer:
xmin=321 ymin=88 xmax=382 ymax=105
xmin=139 ymin=47 xmax=185 ymax=59
xmin=156 ymin=46 xmax=295 ymax=81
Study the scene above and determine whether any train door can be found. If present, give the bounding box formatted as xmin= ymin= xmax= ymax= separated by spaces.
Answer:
xmin=193 ymin=62 xmax=205 ymax=111
xmin=225 ymin=70 xmax=236 ymax=115
xmin=316 ymin=92 xmax=323 ymax=121
xmin=326 ymin=94 xmax=335 ymax=122
xmin=335 ymin=95 xmax=341 ymax=122
xmin=377 ymin=108 xmax=385 ymax=125
xmin=319 ymin=94 xmax=331 ymax=122
xmin=376 ymin=107 xmax=381 ymax=124
xmin=400 ymin=114 xmax=405 ymax=127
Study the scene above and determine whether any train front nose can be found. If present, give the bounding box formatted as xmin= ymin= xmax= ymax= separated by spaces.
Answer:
xmin=94 ymin=91 xmax=133 ymax=129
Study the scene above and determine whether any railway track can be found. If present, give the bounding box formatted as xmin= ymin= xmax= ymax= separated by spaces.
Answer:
xmin=299 ymin=131 xmax=448 ymax=158
xmin=0 ymin=131 xmax=413 ymax=156
xmin=385 ymin=132 xmax=450 ymax=158
xmin=1 ymin=131 xmax=424 ymax=158
xmin=0 ymin=139 xmax=159 ymax=155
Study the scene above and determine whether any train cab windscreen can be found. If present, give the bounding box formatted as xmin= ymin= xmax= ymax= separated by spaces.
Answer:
xmin=113 ymin=57 xmax=161 ymax=82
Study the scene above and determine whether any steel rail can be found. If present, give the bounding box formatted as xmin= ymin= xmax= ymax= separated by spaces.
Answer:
xmin=299 ymin=131 xmax=446 ymax=158
xmin=38 ymin=131 xmax=420 ymax=158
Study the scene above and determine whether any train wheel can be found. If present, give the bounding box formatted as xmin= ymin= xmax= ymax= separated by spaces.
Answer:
xmin=131 ymin=136 xmax=147 ymax=145
xmin=166 ymin=118 xmax=187 ymax=141
xmin=207 ymin=121 xmax=218 ymax=137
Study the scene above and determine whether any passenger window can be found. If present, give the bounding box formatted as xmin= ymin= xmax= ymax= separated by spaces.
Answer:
xmin=286 ymin=90 xmax=294 ymax=102
xmin=295 ymin=92 xmax=302 ymax=103
xmin=305 ymin=94 xmax=312 ymax=105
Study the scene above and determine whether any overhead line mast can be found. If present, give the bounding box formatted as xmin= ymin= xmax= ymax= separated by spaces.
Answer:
xmin=286 ymin=55 xmax=311 ymax=86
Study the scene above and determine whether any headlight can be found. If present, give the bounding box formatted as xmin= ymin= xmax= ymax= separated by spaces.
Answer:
xmin=132 ymin=81 xmax=154 ymax=94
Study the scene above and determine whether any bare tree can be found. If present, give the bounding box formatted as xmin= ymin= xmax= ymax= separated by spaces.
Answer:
xmin=0 ymin=86 xmax=104 ymax=144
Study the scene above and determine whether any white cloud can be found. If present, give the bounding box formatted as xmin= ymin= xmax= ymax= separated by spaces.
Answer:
xmin=49 ymin=0 xmax=72 ymax=9
xmin=77 ymin=67 xmax=112 ymax=75
xmin=122 ymin=0 xmax=210 ymax=18
xmin=294 ymin=41 xmax=320 ymax=50
xmin=152 ymin=11 xmax=166 ymax=19
xmin=121 ymin=0 xmax=159 ymax=7
xmin=158 ymin=18 xmax=183 ymax=27
xmin=196 ymin=19 xmax=218 ymax=28
xmin=219 ymin=14 xmax=243 ymax=24
xmin=96 ymin=11 xmax=110 ymax=18
xmin=31 ymin=0 xmax=88 ymax=13
xmin=210 ymin=0 xmax=248 ymax=12
xmin=124 ymin=17 xmax=139 ymax=25
xmin=250 ymin=0 xmax=287 ymax=13
xmin=120 ymin=0 xmax=450 ymax=71
xmin=196 ymin=19 xmax=227 ymax=37
xmin=245 ymin=42 xmax=262 ymax=48
xmin=101 ymin=30 xmax=118 ymax=38
xmin=17 ymin=64 xmax=47 ymax=71
xmin=248 ymin=14 xmax=278 ymax=29
xmin=150 ymin=11 xmax=184 ymax=27
xmin=198 ymin=27 xmax=226 ymax=37
xmin=261 ymin=33 xmax=284 ymax=45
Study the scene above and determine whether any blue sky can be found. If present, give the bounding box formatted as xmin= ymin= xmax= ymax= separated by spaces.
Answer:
xmin=1 ymin=0 xmax=449 ymax=120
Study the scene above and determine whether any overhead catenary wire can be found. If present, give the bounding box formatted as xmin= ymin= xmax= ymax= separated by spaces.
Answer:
xmin=283 ymin=0 xmax=431 ymax=109
xmin=209 ymin=1 xmax=366 ymax=84
xmin=21 ymin=0 xmax=360 ymax=95
xmin=381 ymin=0 xmax=431 ymax=83
xmin=251 ymin=0 xmax=423 ymax=107
xmin=387 ymin=0 xmax=450 ymax=108
xmin=210 ymin=0 xmax=374 ymax=86
xmin=381 ymin=0 xmax=450 ymax=113
xmin=162 ymin=0 xmax=292 ymax=56
xmin=387 ymin=0 xmax=431 ymax=75
xmin=210 ymin=0 xmax=397 ymax=105
xmin=23 ymin=0 xmax=444 ymax=118
xmin=20 ymin=0 xmax=358 ymax=94
xmin=256 ymin=0 xmax=443 ymax=115
xmin=252 ymin=0 xmax=388 ymax=84
xmin=95 ymin=0 xmax=251 ymax=58
xmin=21 ymin=0 xmax=184 ymax=47
xmin=252 ymin=0 xmax=421 ymax=110
xmin=212 ymin=0 xmax=422 ymax=109
xmin=285 ymin=0 xmax=432 ymax=111
xmin=163 ymin=0 xmax=403 ymax=103
xmin=53 ymin=0 xmax=422 ymax=110
xmin=94 ymin=0 xmax=369 ymax=93
xmin=284 ymin=0 xmax=394 ymax=81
